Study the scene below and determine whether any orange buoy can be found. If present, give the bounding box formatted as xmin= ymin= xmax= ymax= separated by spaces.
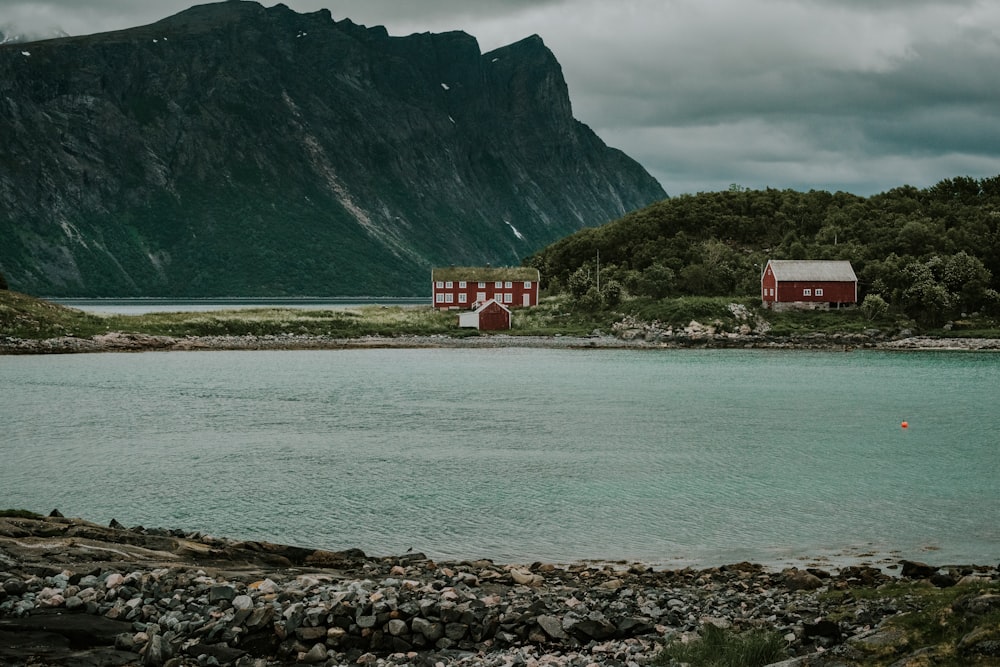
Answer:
xmin=901 ymin=421 xmax=909 ymax=429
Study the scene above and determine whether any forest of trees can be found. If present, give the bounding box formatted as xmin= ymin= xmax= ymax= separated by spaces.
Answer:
xmin=526 ymin=176 xmax=1000 ymax=325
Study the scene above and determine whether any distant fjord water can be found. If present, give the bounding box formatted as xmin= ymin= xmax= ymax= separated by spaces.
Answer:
xmin=51 ymin=297 xmax=427 ymax=314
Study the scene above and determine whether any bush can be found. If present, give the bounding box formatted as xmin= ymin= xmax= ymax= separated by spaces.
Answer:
xmin=861 ymin=293 xmax=889 ymax=322
xmin=624 ymin=296 xmax=748 ymax=327
xmin=655 ymin=624 xmax=787 ymax=667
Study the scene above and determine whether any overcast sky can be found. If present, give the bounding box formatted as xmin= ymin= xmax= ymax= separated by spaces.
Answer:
xmin=5 ymin=0 xmax=1000 ymax=196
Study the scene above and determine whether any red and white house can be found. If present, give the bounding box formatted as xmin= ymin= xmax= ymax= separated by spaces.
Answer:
xmin=458 ymin=299 xmax=512 ymax=331
xmin=431 ymin=267 xmax=540 ymax=310
xmin=761 ymin=260 xmax=858 ymax=310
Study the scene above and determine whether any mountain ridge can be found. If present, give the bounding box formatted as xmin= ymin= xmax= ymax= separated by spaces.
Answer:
xmin=0 ymin=1 xmax=665 ymax=297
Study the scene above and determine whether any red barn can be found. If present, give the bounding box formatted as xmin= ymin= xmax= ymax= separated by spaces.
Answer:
xmin=432 ymin=267 xmax=540 ymax=310
xmin=458 ymin=299 xmax=511 ymax=331
xmin=761 ymin=260 xmax=858 ymax=310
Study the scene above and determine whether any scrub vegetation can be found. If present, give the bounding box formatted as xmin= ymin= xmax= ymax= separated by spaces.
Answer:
xmin=653 ymin=580 xmax=1000 ymax=667
xmin=654 ymin=624 xmax=787 ymax=667
xmin=815 ymin=580 xmax=1000 ymax=666
xmin=528 ymin=177 xmax=1000 ymax=328
xmin=2 ymin=289 xmax=997 ymax=341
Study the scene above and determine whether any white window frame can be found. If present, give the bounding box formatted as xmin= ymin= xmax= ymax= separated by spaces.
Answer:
xmin=803 ymin=288 xmax=812 ymax=296
xmin=476 ymin=292 xmax=486 ymax=302
xmin=435 ymin=281 xmax=444 ymax=288
xmin=524 ymin=281 xmax=532 ymax=288
xmin=815 ymin=288 xmax=824 ymax=297
xmin=478 ymin=282 xmax=486 ymax=288
xmin=445 ymin=281 xmax=453 ymax=288
xmin=458 ymin=281 xmax=466 ymax=288
xmin=445 ymin=293 xmax=454 ymax=303
xmin=504 ymin=281 xmax=513 ymax=288
xmin=495 ymin=281 xmax=503 ymax=288
xmin=504 ymin=293 xmax=513 ymax=304
xmin=435 ymin=293 xmax=445 ymax=303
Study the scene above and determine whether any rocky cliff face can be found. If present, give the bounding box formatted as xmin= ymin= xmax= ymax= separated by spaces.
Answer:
xmin=0 ymin=1 xmax=665 ymax=296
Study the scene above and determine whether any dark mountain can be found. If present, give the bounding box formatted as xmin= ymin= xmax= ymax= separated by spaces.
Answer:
xmin=1 ymin=26 xmax=70 ymax=45
xmin=0 ymin=1 xmax=665 ymax=296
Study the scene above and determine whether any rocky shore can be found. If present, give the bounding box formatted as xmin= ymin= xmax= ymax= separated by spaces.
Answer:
xmin=2 ymin=330 xmax=1000 ymax=354
xmin=1 ymin=514 xmax=998 ymax=667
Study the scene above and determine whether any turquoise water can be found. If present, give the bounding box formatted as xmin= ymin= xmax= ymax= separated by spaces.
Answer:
xmin=50 ymin=297 xmax=426 ymax=314
xmin=3 ymin=348 xmax=998 ymax=568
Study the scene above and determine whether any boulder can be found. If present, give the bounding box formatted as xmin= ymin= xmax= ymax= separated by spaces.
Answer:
xmin=783 ymin=568 xmax=823 ymax=591
xmin=536 ymin=614 xmax=568 ymax=640
xmin=901 ymin=560 xmax=937 ymax=579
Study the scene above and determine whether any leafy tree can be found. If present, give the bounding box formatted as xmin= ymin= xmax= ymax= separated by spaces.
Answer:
xmin=636 ymin=263 xmax=675 ymax=299
xmin=679 ymin=264 xmax=714 ymax=296
xmin=860 ymin=294 xmax=888 ymax=322
xmin=566 ymin=265 xmax=595 ymax=299
xmin=600 ymin=279 xmax=624 ymax=307
xmin=525 ymin=175 xmax=1000 ymax=316
xmin=942 ymin=251 xmax=991 ymax=314
xmin=576 ymin=286 xmax=603 ymax=311
xmin=901 ymin=258 xmax=953 ymax=325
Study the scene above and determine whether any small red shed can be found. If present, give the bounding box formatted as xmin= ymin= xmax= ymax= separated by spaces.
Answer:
xmin=761 ymin=260 xmax=857 ymax=310
xmin=458 ymin=299 xmax=511 ymax=331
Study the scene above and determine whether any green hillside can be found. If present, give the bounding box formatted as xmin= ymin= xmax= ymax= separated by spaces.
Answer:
xmin=527 ymin=176 xmax=1000 ymax=326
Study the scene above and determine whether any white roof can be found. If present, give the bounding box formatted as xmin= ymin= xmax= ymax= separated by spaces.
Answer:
xmin=475 ymin=298 xmax=511 ymax=313
xmin=767 ymin=260 xmax=857 ymax=282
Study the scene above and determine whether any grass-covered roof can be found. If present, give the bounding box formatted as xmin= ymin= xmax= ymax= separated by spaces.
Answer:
xmin=431 ymin=266 xmax=539 ymax=282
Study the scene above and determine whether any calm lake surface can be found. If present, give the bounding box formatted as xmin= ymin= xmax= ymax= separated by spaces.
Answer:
xmin=3 ymin=348 xmax=998 ymax=569
xmin=51 ymin=297 xmax=426 ymax=314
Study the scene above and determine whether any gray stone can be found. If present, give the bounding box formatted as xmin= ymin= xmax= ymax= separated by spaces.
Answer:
xmin=900 ymin=560 xmax=937 ymax=579
xmin=299 ymin=642 xmax=328 ymax=663
xmin=3 ymin=579 xmax=27 ymax=596
xmin=295 ymin=625 xmax=328 ymax=641
xmin=143 ymin=633 xmax=166 ymax=666
xmin=387 ymin=619 xmax=408 ymax=636
xmin=208 ymin=586 xmax=236 ymax=603
xmin=444 ymin=622 xmax=468 ymax=641
xmin=244 ymin=606 xmax=274 ymax=631
xmin=783 ymin=569 xmax=823 ymax=591
xmin=537 ymin=614 xmax=568 ymax=640
xmin=412 ymin=617 xmax=444 ymax=641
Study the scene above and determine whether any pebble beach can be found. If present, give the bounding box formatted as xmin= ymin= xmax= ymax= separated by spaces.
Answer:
xmin=3 ymin=330 xmax=1000 ymax=355
xmin=1 ymin=514 xmax=998 ymax=667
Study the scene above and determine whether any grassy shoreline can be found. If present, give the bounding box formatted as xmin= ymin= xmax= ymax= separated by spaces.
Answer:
xmin=3 ymin=290 xmax=1000 ymax=350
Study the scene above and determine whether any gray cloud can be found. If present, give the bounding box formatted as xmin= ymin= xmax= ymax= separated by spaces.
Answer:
xmin=3 ymin=0 xmax=999 ymax=196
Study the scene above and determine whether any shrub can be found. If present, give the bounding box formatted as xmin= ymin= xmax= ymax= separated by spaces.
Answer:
xmin=861 ymin=293 xmax=889 ymax=322
xmin=655 ymin=624 xmax=787 ymax=667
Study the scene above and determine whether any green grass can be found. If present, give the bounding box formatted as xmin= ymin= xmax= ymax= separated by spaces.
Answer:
xmin=654 ymin=624 xmax=787 ymax=667
xmin=0 ymin=290 xmax=111 ymax=338
xmin=764 ymin=307 xmax=896 ymax=335
xmin=623 ymin=296 xmax=755 ymax=328
xmin=93 ymin=305 xmax=466 ymax=338
xmin=0 ymin=291 xmax=609 ymax=340
xmin=818 ymin=580 xmax=1000 ymax=666
xmin=0 ymin=291 xmax=471 ymax=339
